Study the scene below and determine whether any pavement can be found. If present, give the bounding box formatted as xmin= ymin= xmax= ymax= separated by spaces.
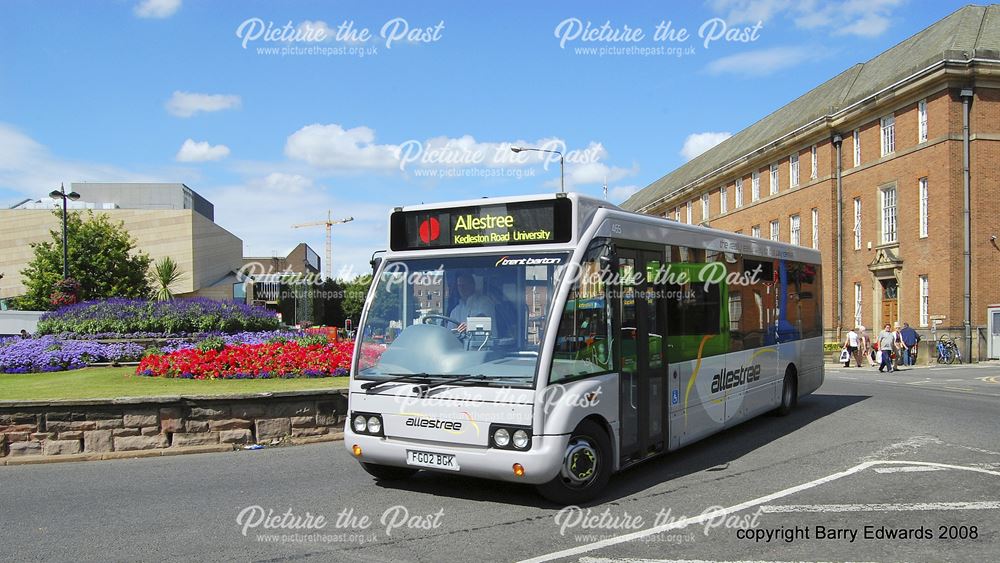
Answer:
xmin=2 ymin=363 xmax=999 ymax=562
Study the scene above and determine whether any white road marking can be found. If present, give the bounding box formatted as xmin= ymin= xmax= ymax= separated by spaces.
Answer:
xmin=519 ymin=461 xmax=1000 ymax=563
xmin=580 ymin=559 xmax=877 ymax=563
xmin=872 ymin=465 xmax=944 ymax=473
xmin=759 ymin=501 xmax=1000 ymax=513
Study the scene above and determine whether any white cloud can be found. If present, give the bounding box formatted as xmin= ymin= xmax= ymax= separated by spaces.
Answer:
xmin=257 ymin=172 xmax=314 ymax=194
xmin=708 ymin=0 xmax=792 ymax=24
xmin=0 ymin=123 xmax=157 ymax=199
xmin=165 ymin=91 xmax=242 ymax=118
xmin=706 ymin=46 xmax=814 ymax=76
xmin=285 ymin=124 xmax=400 ymax=170
xmin=175 ymin=139 xmax=230 ymax=162
xmin=609 ymin=185 xmax=640 ymax=203
xmin=205 ymin=177 xmax=388 ymax=278
xmin=283 ymin=125 xmax=634 ymax=189
xmin=710 ymin=0 xmax=903 ymax=37
xmin=680 ymin=132 xmax=732 ymax=160
xmin=134 ymin=0 xmax=181 ymax=19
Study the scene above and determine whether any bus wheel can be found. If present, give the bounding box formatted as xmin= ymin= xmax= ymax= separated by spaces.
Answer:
xmin=535 ymin=420 xmax=611 ymax=505
xmin=775 ymin=370 xmax=797 ymax=416
xmin=361 ymin=462 xmax=418 ymax=481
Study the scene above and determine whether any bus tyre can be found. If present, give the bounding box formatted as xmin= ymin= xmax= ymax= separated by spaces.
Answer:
xmin=361 ymin=462 xmax=418 ymax=481
xmin=535 ymin=420 xmax=611 ymax=505
xmin=776 ymin=371 xmax=797 ymax=416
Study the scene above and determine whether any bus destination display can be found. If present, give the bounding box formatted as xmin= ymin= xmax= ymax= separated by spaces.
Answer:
xmin=390 ymin=199 xmax=572 ymax=250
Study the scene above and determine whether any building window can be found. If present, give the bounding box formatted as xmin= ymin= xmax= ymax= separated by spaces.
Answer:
xmin=701 ymin=193 xmax=710 ymax=221
xmin=919 ymin=177 xmax=928 ymax=238
xmin=918 ymin=99 xmax=928 ymax=143
xmin=853 ymin=197 xmax=862 ymax=250
xmin=674 ymin=207 xmax=680 ymax=222
xmin=769 ymin=164 xmax=779 ymax=195
xmin=854 ymin=282 xmax=862 ymax=329
xmin=880 ymin=185 xmax=897 ymax=244
xmin=790 ymin=154 xmax=799 ymax=187
xmin=751 ymin=225 xmax=760 ymax=238
xmin=810 ymin=144 xmax=818 ymax=179
xmin=720 ymin=185 xmax=728 ymax=214
xmin=686 ymin=201 xmax=692 ymax=224
xmin=853 ymin=128 xmax=861 ymax=167
xmin=919 ymin=275 xmax=929 ymax=327
xmin=769 ymin=219 xmax=779 ymax=241
xmin=811 ymin=208 xmax=819 ymax=249
xmin=880 ymin=114 xmax=895 ymax=156
xmin=735 ymin=178 xmax=744 ymax=208
xmin=789 ymin=214 xmax=801 ymax=245
xmin=752 ymin=171 xmax=760 ymax=201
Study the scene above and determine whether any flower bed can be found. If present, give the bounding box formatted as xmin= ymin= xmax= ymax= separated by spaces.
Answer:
xmin=0 ymin=336 xmax=145 ymax=374
xmin=135 ymin=340 xmax=355 ymax=379
xmin=36 ymin=298 xmax=281 ymax=336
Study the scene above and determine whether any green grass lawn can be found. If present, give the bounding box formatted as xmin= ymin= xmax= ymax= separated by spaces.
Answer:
xmin=0 ymin=367 xmax=349 ymax=402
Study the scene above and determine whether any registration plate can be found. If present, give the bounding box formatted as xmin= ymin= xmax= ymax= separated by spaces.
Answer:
xmin=406 ymin=450 xmax=459 ymax=471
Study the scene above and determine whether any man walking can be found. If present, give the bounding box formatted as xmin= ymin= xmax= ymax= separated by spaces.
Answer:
xmin=878 ymin=323 xmax=897 ymax=372
xmin=899 ymin=322 xmax=919 ymax=366
xmin=843 ymin=327 xmax=862 ymax=367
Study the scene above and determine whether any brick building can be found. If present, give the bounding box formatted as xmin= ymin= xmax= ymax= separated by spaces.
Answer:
xmin=623 ymin=5 xmax=1000 ymax=361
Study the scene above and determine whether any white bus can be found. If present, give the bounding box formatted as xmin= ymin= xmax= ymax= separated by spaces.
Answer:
xmin=346 ymin=193 xmax=823 ymax=503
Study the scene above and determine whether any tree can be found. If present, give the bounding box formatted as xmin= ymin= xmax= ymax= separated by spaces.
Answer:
xmin=150 ymin=256 xmax=183 ymax=301
xmin=17 ymin=210 xmax=152 ymax=310
xmin=341 ymin=275 xmax=373 ymax=324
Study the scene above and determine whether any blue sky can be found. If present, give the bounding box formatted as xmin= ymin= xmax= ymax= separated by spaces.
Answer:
xmin=0 ymin=0 xmax=972 ymax=277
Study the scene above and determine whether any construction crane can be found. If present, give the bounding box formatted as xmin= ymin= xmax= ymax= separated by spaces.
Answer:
xmin=291 ymin=211 xmax=353 ymax=280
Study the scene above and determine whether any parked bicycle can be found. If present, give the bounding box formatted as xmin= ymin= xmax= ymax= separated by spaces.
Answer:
xmin=936 ymin=334 xmax=963 ymax=364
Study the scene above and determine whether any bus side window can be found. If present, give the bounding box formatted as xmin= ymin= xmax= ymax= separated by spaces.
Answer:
xmin=550 ymin=245 xmax=614 ymax=382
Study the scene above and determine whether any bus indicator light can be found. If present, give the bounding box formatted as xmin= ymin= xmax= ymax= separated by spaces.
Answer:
xmin=513 ymin=463 xmax=525 ymax=477
xmin=352 ymin=444 xmax=362 ymax=457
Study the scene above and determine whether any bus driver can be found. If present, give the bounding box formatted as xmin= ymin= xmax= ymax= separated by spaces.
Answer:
xmin=450 ymin=273 xmax=495 ymax=333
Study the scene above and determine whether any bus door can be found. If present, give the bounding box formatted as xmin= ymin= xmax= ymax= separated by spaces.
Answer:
xmin=616 ymin=247 xmax=667 ymax=464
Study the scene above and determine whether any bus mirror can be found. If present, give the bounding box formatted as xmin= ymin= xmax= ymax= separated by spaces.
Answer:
xmin=370 ymin=256 xmax=382 ymax=273
xmin=600 ymin=242 xmax=617 ymax=266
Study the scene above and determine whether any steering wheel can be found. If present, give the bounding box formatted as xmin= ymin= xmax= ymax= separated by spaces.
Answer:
xmin=422 ymin=314 xmax=463 ymax=328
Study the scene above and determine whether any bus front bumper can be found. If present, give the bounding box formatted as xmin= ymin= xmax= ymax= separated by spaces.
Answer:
xmin=344 ymin=429 xmax=569 ymax=485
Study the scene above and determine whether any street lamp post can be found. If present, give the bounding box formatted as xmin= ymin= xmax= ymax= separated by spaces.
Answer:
xmin=510 ymin=146 xmax=564 ymax=193
xmin=48 ymin=183 xmax=80 ymax=279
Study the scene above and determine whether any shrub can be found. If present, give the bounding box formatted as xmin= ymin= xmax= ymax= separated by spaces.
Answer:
xmin=0 ymin=336 xmax=145 ymax=373
xmin=136 ymin=340 xmax=354 ymax=379
xmin=36 ymin=298 xmax=280 ymax=336
xmin=195 ymin=336 xmax=226 ymax=352
xmin=295 ymin=334 xmax=330 ymax=347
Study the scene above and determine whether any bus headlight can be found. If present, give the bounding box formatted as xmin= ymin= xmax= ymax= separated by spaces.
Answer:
xmin=489 ymin=424 xmax=531 ymax=450
xmin=512 ymin=429 xmax=529 ymax=450
xmin=366 ymin=416 xmax=382 ymax=435
xmin=350 ymin=412 xmax=384 ymax=437
xmin=353 ymin=415 xmax=368 ymax=433
xmin=493 ymin=428 xmax=510 ymax=448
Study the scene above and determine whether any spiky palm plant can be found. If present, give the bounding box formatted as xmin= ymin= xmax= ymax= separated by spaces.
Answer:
xmin=150 ymin=257 xmax=183 ymax=301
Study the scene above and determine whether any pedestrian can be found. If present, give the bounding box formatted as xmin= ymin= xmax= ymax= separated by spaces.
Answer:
xmin=877 ymin=323 xmax=897 ymax=372
xmin=858 ymin=325 xmax=877 ymax=367
xmin=899 ymin=322 xmax=919 ymax=366
xmin=892 ymin=321 xmax=905 ymax=369
xmin=843 ymin=327 xmax=862 ymax=367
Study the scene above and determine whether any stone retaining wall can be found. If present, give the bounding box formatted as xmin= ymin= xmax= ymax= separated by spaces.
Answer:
xmin=0 ymin=389 xmax=348 ymax=459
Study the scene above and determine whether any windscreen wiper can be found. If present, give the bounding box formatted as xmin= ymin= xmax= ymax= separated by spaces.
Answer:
xmin=414 ymin=374 xmax=492 ymax=393
xmin=361 ymin=373 xmax=434 ymax=391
